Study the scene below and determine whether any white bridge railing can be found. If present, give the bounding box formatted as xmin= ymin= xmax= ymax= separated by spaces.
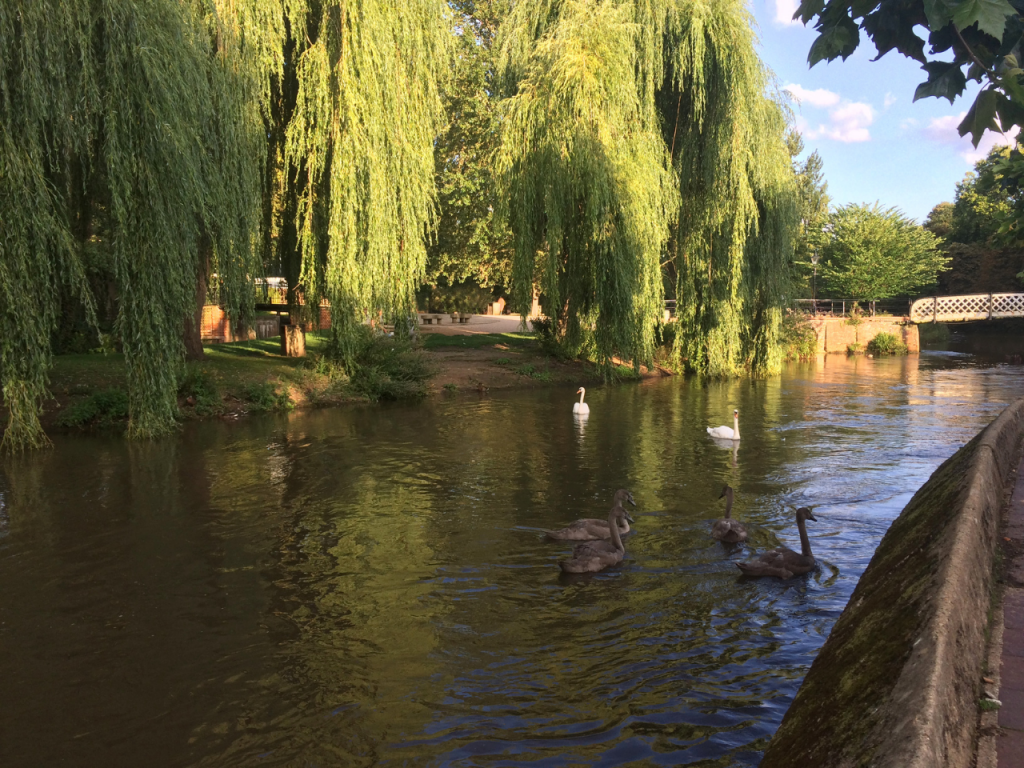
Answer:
xmin=910 ymin=293 xmax=1024 ymax=323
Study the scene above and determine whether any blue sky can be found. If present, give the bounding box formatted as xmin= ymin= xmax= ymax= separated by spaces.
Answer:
xmin=750 ymin=0 xmax=1017 ymax=222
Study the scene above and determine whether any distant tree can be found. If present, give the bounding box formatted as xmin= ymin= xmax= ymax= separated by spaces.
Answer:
xmin=820 ymin=204 xmax=949 ymax=300
xmin=924 ymin=202 xmax=954 ymax=240
xmin=934 ymin=147 xmax=1024 ymax=292
xmin=427 ymin=1 xmax=513 ymax=291
xmin=795 ymin=1 xmax=1024 ymax=242
xmin=788 ymin=130 xmax=831 ymax=294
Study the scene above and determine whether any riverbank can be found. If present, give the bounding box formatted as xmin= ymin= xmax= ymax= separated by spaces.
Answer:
xmin=761 ymin=397 xmax=1024 ymax=768
xmin=39 ymin=331 xmax=669 ymax=434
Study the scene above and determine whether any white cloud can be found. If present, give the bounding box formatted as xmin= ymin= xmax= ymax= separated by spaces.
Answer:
xmin=900 ymin=117 xmax=919 ymax=130
xmin=884 ymin=92 xmax=897 ymax=109
xmin=797 ymin=101 xmax=875 ymax=143
xmin=923 ymin=112 xmax=1019 ymax=163
xmin=783 ymin=83 xmax=841 ymax=108
xmin=773 ymin=0 xmax=802 ymax=26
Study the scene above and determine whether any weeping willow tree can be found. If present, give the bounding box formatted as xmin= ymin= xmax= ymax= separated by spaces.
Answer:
xmin=663 ymin=0 xmax=797 ymax=378
xmin=496 ymin=0 xmax=797 ymax=376
xmin=281 ymin=0 xmax=449 ymax=355
xmin=0 ymin=0 xmax=264 ymax=450
xmin=2 ymin=0 xmax=448 ymax=451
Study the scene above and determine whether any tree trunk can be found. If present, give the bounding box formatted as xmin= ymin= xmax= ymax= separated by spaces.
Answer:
xmin=184 ymin=235 xmax=212 ymax=360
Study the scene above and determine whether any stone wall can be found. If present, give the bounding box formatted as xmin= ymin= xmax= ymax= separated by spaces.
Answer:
xmin=808 ymin=316 xmax=920 ymax=354
xmin=761 ymin=398 xmax=1024 ymax=768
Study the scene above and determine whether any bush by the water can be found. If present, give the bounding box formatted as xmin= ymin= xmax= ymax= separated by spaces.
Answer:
xmin=244 ymin=382 xmax=293 ymax=412
xmin=780 ymin=311 xmax=817 ymax=360
xmin=349 ymin=330 xmax=432 ymax=401
xmin=57 ymin=388 xmax=130 ymax=428
xmin=178 ymin=367 xmax=222 ymax=416
xmin=867 ymin=331 xmax=908 ymax=356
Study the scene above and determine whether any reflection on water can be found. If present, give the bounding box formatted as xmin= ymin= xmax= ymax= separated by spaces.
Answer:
xmin=1 ymin=352 xmax=1022 ymax=766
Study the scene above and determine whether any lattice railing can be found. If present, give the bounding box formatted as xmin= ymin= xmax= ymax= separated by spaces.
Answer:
xmin=910 ymin=293 xmax=1024 ymax=323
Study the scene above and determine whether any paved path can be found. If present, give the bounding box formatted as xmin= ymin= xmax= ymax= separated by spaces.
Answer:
xmin=998 ymin=455 xmax=1024 ymax=765
xmin=417 ymin=313 xmax=533 ymax=336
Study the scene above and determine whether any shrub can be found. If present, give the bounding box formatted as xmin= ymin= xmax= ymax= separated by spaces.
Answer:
xmin=349 ymin=330 xmax=432 ymax=401
xmin=846 ymin=302 xmax=863 ymax=326
xmin=494 ymin=357 xmax=512 ymax=366
xmin=178 ymin=367 xmax=222 ymax=416
xmin=846 ymin=343 xmax=862 ymax=355
xmin=657 ymin=320 xmax=678 ymax=349
xmin=244 ymin=382 xmax=293 ymax=412
xmin=867 ymin=331 xmax=908 ymax=356
xmin=514 ymin=363 xmax=536 ymax=376
xmin=780 ymin=311 xmax=817 ymax=360
xmin=57 ymin=388 xmax=130 ymax=428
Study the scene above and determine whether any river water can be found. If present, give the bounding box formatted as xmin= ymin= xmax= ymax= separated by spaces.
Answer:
xmin=1 ymin=349 xmax=1023 ymax=767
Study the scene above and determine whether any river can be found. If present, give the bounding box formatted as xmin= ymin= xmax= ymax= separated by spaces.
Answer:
xmin=1 ymin=349 xmax=1022 ymax=766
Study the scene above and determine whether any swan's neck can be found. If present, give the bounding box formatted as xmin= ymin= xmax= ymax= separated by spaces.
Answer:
xmin=797 ymin=516 xmax=812 ymax=557
xmin=579 ymin=389 xmax=586 ymax=404
xmin=724 ymin=493 xmax=733 ymax=519
xmin=608 ymin=507 xmax=624 ymax=552
xmin=733 ymin=414 xmax=740 ymax=439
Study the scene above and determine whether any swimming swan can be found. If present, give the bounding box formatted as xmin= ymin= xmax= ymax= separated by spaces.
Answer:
xmin=736 ymin=507 xmax=817 ymax=579
xmin=711 ymin=485 xmax=747 ymax=543
xmin=707 ymin=409 xmax=740 ymax=441
xmin=573 ymin=387 xmax=590 ymax=415
xmin=559 ymin=504 xmax=630 ymax=573
xmin=545 ymin=489 xmax=636 ymax=541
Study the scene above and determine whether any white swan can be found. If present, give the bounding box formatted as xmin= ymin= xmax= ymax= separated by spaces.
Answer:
xmin=707 ymin=409 xmax=740 ymax=440
xmin=573 ymin=387 xmax=590 ymax=415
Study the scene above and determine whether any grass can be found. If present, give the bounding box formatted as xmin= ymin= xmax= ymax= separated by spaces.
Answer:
xmin=980 ymin=698 xmax=1001 ymax=711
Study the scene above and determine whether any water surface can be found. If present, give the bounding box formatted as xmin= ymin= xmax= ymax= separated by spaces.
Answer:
xmin=1 ymin=352 xmax=1022 ymax=766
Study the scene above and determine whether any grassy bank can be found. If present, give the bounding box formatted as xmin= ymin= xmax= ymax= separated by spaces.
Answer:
xmin=41 ymin=329 xmax=666 ymax=434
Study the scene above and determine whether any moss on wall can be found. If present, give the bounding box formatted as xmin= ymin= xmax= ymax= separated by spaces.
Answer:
xmin=761 ymin=436 xmax=978 ymax=766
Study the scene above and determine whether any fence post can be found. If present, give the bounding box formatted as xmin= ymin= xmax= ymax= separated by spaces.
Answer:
xmin=989 ymin=292 xmax=993 ymax=320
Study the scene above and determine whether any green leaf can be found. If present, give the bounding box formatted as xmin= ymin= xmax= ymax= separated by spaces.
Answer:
xmin=914 ymin=60 xmax=968 ymax=102
xmin=959 ymin=88 xmax=1000 ymax=145
xmin=808 ymin=17 xmax=860 ymax=65
xmin=952 ymin=0 xmax=1016 ymax=40
xmin=923 ymin=0 xmax=957 ymax=31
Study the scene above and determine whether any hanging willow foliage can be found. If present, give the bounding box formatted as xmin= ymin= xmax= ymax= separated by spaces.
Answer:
xmin=496 ymin=0 xmax=797 ymax=376
xmin=0 ymin=0 xmax=264 ymax=450
xmin=283 ymin=0 xmax=449 ymax=355
xmin=496 ymin=0 xmax=677 ymax=366
xmin=663 ymin=0 xmax=797 ymax=378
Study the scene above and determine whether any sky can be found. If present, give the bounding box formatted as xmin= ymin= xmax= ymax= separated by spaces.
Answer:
xmin=750 ymin=0 xmax=1017 ymax=222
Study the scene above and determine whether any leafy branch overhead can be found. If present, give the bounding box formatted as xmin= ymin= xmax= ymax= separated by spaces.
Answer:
xmin=798 ymin=0 xmax=1022 ymax=146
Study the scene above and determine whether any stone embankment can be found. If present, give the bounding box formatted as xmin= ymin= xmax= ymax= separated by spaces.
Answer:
xmin=761 ymin=398 xmax=1024 ymax=767
xmin=807 ymin=316 xmax=920 ymax=354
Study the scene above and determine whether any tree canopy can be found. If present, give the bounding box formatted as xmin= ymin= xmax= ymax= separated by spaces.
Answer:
xmin=0 ymin=0 xmax=264 ymax=450
xmin=496 ymin=0 xmax=798 ymax=377
xmin=796 ymin=1 xmax=1024 ymax=240
xmin=0 ymin=0 xmax=449 ymax=450
xmin=819 ymin=204 xmax=948 ymax=300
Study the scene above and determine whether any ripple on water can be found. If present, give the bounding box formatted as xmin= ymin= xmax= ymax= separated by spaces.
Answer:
xmin=0 ymin=354 xmax=1021 ymax=766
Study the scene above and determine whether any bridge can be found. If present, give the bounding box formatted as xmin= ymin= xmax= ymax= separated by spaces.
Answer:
xmin=910 ymin=293 xmax=1024 ymax=323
